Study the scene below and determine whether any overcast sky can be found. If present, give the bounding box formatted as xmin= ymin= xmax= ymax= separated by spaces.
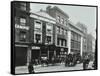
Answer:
xmin=30 ymin=3 xmax=96 ymax=38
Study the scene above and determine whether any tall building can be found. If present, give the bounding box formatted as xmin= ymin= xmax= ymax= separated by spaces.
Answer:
xmin=14 ymin=2 xmax=30 ymax=66
xmin=46 ymin=6 xmax=69 ymax=61
xmin=46 ymin=6 xmax=87 ymax=58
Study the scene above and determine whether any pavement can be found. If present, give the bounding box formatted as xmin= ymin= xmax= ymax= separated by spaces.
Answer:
xmin=15 ymin=61 xmax=94 ymax=74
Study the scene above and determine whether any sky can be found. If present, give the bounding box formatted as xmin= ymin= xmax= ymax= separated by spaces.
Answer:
xmin=30 ymin=3 xmax=97 ymax=38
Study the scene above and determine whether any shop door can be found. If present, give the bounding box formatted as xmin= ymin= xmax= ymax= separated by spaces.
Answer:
xmin=31 ymin=50 xmax=40 ymax=60
xmin=15 ymin=47 xmax=27 ymax=66
xmin=49 ymin=51 xmax=54 ymax=63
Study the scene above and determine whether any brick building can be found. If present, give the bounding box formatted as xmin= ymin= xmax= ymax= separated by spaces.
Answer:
xmin=30 ymin=9 xmax=56 ymax=63
xmin=14 ymin=3 xmax=88 ymax=66
xmin=46 ymin=6 xmax=87 ymax=59
xmin=14 ymin=2 xmax=30 ymax=66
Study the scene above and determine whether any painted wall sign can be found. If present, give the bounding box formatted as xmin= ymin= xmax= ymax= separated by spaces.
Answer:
xmin=15 ymin=24 xmax=29 ymax=30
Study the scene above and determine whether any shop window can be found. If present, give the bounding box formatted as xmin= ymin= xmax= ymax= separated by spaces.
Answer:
xmin=20 ymin=18 xmax=26 ymax=26
xmin=19 ymin=31 xmax=26 ymax=42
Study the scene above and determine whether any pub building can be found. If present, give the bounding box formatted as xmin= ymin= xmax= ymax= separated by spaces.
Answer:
xmin=30 ymin=9 xmax=56 ymax=64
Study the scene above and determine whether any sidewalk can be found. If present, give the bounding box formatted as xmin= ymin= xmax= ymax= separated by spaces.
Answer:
xmin=15 ymin=61 xmax=93 ymax=74
xmin=15 ymin=64 xmax=41 ymax=74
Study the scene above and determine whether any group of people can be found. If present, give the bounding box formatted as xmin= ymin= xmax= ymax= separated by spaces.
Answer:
xmin=27 ymin=54 xmax=95 ymax=73
xmin=65 ymin=53 xmax=81 ymax=67
xmin=82 ymin=55 xmax=90 ymax=70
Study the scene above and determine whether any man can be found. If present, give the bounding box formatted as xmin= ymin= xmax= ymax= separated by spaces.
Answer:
xmin=28 ymin=62 xmax=35 ymax=74
xmin=83 ymin=55 xmax=90 ymax=70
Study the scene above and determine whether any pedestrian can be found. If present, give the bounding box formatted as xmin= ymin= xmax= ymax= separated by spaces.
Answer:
xmin=28 ymin=62 xmax=35 ymax=74
xmin=83 ymin=55 xmax=90 ymax=70
xmin=65 ymin=54 xmax=69 ymax=67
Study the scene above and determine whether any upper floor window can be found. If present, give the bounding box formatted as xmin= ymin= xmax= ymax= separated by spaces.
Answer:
xmin=46 ymin=36 xmax=51 ymax=44
xmin=57 ymin=15 xmax=60 ymax=23
xmin=71 ymin=32 xmax=74 ymax=40
xmin=78 ymin=35 xmax=81 ymax=42
xmin=61 ymin=18 xmax=64 ymax=24
xmin=57 ymin=26 xmax=60 ymax=33
xmin=20 ymin=3 xmax=26 ymax=11
xmin=61 ymin=28 xmax=64 ymax=35
xmin=46 ymin=23 xmax=52 ymax=34
xmin=20 ymin=18 xmax=26 ymax=26
xmin=35 ymin=34 xmax=41 ymax=43
xmin=75 ymin=34 xmax=78 ymax=41
xmin=19 ymin=31 xmax=26 ymax=42
xmin=34 ymin=21 xmax=42 ymax=32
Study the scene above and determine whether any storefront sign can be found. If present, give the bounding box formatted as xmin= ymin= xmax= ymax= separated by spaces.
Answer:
xmin=32 ymin=46 xmax=40 ymax=50
xmin=15 ymin=24 xmax=29 ymax=30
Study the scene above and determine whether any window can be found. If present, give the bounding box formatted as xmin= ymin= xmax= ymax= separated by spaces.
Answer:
xmin=78 ymin=35 xmax=81 ymax=42
xmin=20 ymin=18 xmax=26 ymax=26
xmin=71 ymin=40 xmax=74 ymax=48
xmin=20 ymin=3 xmax=26 ymax=11
xmin=35 ymin=34 xmax=41 ymax=43
xmin=57 ymin=38 xmax=60 ymax=45
xmin=15 ymin=17 xmax=19 ymax=24
xmin=65 ymin=40 xmax=67 ymax=46
xmin=57 ymin=15 xmax=60 ymax=22
xmin=71 ymin=32 xmax=74 ymax=40
xmin=61 ymin=18 xmax=64 ymax=24
xmin=46 ymin=23 xmax=52 ymax=34
xmin=61 ymin=39 xmax=63 ymax=46
xmin=57 ymin=26 xmax=60 ymax=33
xmin=46 ymin=36 xmax=51 ymax=43
xmin=34 ymin=21 xmax=42 ymax=32
xmin=75 ymin=34 xmax=78 ymax=41
xmin=19 ymin=31 xmax=26 ymax=42
xmin=61 ymin=28 xmax=64 ymax=35
xmin=64 ymin=30 xmax=67 ymax=35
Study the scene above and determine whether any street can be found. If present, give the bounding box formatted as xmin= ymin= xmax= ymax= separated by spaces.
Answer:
xmin=15 ymin=61 xmax=94 ymax=74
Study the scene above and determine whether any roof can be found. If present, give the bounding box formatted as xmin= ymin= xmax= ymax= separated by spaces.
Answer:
xmin=30 ymin=10 xmax=56 ymax=24
xmin=53 ymin=6 xmax=69 ymax=18
xmin=36 ymin=10 xmax=55 ymax=21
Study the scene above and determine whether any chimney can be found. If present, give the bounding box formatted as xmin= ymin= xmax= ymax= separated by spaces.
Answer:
xmin=46 ymin=5 xmax=51 ymax=14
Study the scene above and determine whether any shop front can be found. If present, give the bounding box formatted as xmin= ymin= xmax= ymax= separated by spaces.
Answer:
xmin=45 ymin=44 xmax=56 ymax=63
xmin=31 ymin=44 xmax=42 ymax=65
xmin=15 ymin=43 xmax=29 ymax=66
xmin=56 ymin=47 xmax=68 ymax=63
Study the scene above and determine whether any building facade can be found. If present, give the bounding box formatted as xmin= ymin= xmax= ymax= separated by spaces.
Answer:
xmin=14 ymin=2 xmax=30 ymax=66
xmin=46 ymin=6 xmax=87 ymax=59
xmin=30 ymin=9 xmax=56 ymax=63
xmin=14 ymin=3 xmax=88 ymax=66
